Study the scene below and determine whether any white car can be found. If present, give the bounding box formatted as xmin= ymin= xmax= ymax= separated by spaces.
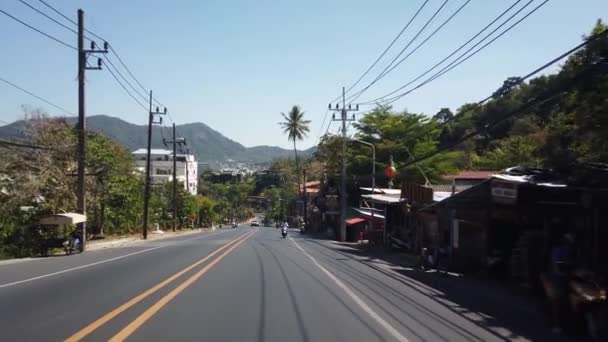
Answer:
xmin=250 ymin=220 xmax=259 ymax=227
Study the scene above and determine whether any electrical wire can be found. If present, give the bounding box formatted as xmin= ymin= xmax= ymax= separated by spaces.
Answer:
xmin=315 ymin=108 xmax=330 ymax=142
xmin=104 ymin=64 xmax=148 ymax=111
xmin=386 ymin=23 xmax=593 ymax=159
xmin=36 ymin=0 xmax=104 ymax=41
xmin=357 ymin=0 xmax=525 ymax=105
xmin=383 ymin=0 xmax=548 ymax=105
xmin=17 ymin=0 xmax=78 ymax=35
xmin=0 ymin=8 xmax=76 ymax=50
xmin=344 ymin=0 xmax=450 ymax=103
xmin=359 ymin=0 xmax=543 ymax=106
xmin=0 ymin=138 xmax=57 ymax=151
xmin=335 ymin=0 xmax=432 ymax=104
xmin=397 ymin=59 xmax=606 ymax=171
xmin=348 ymin=0 xmax=472 ymax=104
xmin=0 ymin=76 xmax=75 ymax=115
xmin=102 ymin=55 xmax=148 ymax=103
xmin=35 ymin=0 xmax=165 ymax=107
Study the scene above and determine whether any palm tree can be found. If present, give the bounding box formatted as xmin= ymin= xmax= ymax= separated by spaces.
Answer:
xmin=279 ymin=105 xmax=310 ymax=196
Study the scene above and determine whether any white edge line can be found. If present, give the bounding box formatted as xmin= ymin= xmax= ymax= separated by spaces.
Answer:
xmin=290 ymin=237 xmax=410 ymax=342
xmin=0 ymin=228 xmax=236 ymax=289
xmin=0 ymin=246 xmax=163 ymax=289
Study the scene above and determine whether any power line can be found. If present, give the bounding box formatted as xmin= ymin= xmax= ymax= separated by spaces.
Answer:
xmin=103 ymin=63 xmax=148 ymax=111
xmin=386 ymin=0 xmax=547 ymax=105
xmin=0 ymin=8 xmax=76 ymax=50
xmin=102 ymin=55 xmax=148 ymax=102
xmin=17 ymin=0 xmax=78 ymax=35
xmin=359 ymin=0 xmax=542 ymax=106
xmin=344 ymin=0 xmax=450 ymax=103
xmin=316 ymin=109 xmax=330 ymax=142
xmin=35 ymin=0 xmax=164 ymax=107
xmin=0 ymin=138 xmax=57 ymax=151
xmin=348 ymin=0 xmax=472 ymax=105
xmin=357 ymin=0 xmax=525 ymax=105
xmin=336 ymin=0 xmax=432 ymax=104
xmin=396 ymin=59 xmax=606 ymax=171
xmin=36 ymin=0 xmax=103 ymax=41
xmin=387 ymin=23 xmax=595 ymax=159
xmin=0 ymin=76 xmax=75 ymax=115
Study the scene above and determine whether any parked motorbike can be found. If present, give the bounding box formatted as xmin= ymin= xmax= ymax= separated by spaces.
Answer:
xmin=62 ymin=231 xmax=82 ymax=255
xmin=568 ymin=269 xmax=608 ymax=342
xmin=418 ymin=247 xmax=448 ymax=274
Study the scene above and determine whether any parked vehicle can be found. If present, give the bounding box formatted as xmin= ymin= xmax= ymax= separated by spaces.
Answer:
xmin=62 ymin=230 xmax=83 ymax=255
xmin=418 ymin=246 xmax=448 ymax=274
xmin=568 ymin=269 xmax=608 ymax=341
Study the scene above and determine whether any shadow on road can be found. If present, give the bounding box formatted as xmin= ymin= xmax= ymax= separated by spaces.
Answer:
xmin=258 ymin=240 xmax=388 ymax=342
xmin=298 ymin=235 xmax=580 ymax=342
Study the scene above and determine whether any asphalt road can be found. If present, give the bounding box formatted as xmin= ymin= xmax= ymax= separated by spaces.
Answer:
xmin=0 ymin=224 xmax=573 ymax=342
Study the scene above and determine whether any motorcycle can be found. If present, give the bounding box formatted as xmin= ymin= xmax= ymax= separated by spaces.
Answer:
xmin=281 ymin=228 xmax=288 ymax=239
xmin=568 ymin=269 xmax=608 ymax=342
xmin=418 ymin=246 xmax=448 ymax=274
xmin=62 ymin=230 xmax=82 ymax=255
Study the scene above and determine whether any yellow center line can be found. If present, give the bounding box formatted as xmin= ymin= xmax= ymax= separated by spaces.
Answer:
xmin=64 ymin=230 xmax=255 ymax=342
xmin=109 ymin=229 xmax=256 ymax=341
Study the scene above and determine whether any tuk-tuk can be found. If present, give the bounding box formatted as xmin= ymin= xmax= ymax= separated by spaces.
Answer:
xmin=35 ymin=213 xmax=86 ymax=256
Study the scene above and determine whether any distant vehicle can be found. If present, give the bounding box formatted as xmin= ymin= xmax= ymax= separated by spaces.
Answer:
xmin=250 ymin=220 xmax=259 ymax=227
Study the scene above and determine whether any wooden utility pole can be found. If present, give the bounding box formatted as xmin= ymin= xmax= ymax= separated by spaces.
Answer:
xmin=142 ymin=91 xmax=166 ymax=239
xmin=77 ymin=9 xmax=106 ymax=250
xmin=329 ymin=87 xmax=358 ymax=241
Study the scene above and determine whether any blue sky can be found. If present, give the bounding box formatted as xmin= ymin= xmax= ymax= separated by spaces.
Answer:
xmin=0 ymin=0 xmax=606 ymax=149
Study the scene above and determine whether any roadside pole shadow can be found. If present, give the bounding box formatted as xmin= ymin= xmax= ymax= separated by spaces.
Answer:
xmin=301 ymin=237 xmax=574 ymax=342
xmin=260 ymin=242 xmax=388 ymax=342
xmin=257 ymin=242 xmax=310 ymax=342
xmin=251 ymin=243 xmax=266 ymax=342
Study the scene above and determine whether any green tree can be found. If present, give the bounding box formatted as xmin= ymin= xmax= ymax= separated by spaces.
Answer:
xmin=279 ymin=105 xmax=310 ymax=197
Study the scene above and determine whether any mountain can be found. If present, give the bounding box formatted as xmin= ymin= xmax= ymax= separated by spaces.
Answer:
xmin=0 ymin=115 xmax=315 ymax=163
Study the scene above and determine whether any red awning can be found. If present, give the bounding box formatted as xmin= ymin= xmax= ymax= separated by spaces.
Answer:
xmin=345 ymin=217 xmax=367 ymax=226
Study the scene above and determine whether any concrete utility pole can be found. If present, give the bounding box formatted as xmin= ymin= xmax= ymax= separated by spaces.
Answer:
xmin=163 ymin=124 xmax=186 ymax=232
xmin=185 ymin=148 xmax=190 ymax=194
xmin=142 ymin=91 xmax=166 ymax=239
xmin=77 ymin=9 xmax=107 ymax=251
xmin=329 ymin=87 xmax=358 ymax=241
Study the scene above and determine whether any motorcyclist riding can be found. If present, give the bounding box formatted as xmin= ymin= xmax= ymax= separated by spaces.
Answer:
xmin=281 ymin=220 xmax=288 ymax=238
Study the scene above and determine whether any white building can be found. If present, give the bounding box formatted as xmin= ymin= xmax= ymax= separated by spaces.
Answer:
xmin=132 ymin=149 xmax=198 ymax=195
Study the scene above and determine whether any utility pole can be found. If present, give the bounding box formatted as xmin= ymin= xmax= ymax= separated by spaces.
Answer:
xmin=163 ymin=124 xmax=186 ymax=232
xmin=303 ymin=168 xmax=307 ymax=229
xmin=185 ymin=148 xmax=190 ymax=194
xmin=142 ymin=91 xmax=166 ymax=239
xmin=329 ymin=87 xmax=358 ymax=241
xmin=77 ymin=9 xmax=107 ymax=251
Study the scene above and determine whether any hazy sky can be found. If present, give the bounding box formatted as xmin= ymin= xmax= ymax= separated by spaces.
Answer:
xmin=0 ymin=0 xmax=606 ymax=149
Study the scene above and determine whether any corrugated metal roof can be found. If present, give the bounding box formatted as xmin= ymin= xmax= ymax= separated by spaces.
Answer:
xmin=353 ymin=207 xmax=386 ymax=220
xmin=361 ymin=194 xmax=405 ymax=204
xmin=360 ymin=187 xmax=402 ymax=195
xmin=493 ymin=174 xmax=567 ymax=187
xmin=443 ymin=170 xmax=499 ymax=180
